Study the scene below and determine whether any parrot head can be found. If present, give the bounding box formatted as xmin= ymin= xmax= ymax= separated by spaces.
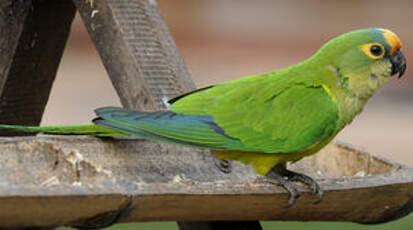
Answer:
xmin=314 ymin=28 xmax=406 ymax=99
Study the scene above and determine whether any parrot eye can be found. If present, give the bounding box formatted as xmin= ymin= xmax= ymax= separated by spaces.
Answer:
xmin=360 ymin=43 xmax=386 ymax=59
xmin=370 ymin=45 xmax=383 ymax=56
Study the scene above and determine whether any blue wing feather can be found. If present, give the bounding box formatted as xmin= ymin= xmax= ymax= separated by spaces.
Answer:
xmin=93 ymin=107 xmax=242 ymax=149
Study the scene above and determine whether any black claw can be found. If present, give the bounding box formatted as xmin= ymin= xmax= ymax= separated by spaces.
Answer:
xmin=259 ymin=167 xmax=323 ymax=207
xmin=261 ymin=170 xmax=301 ymax=208
xmin=312 ymin=188 xmax=324 ymax=204
xmin=283 ymin=169 xmax=324 ymax=205
xmin=286 ymin=189 xmax=300 ymax=208
xmin=214 ymin=158 xmax=232 ymax=174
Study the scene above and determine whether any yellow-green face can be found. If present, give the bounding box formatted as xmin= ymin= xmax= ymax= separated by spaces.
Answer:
xmin=317 ymin=28 xmax=406 ymax=99
xmin=357 ymin=29 xmax=405 ymax=79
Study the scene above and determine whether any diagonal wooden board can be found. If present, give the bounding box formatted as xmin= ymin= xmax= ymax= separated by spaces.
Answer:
xmin=0 ymin=0 xmax=76 ymax=130
xmin=72 ymin=0 xmax=262 ymax=229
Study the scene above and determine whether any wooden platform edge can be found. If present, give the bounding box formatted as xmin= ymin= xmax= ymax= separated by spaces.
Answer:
xmin=0 ymin=136 xmax=411 ymax=227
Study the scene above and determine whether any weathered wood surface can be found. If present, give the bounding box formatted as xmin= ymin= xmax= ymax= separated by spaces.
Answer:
xmin=0 ymin=137 xmax=411 ymax=228
xmin=0 ymin=0 xmax=410 ymax=229
xmin=73 ymin=0 xmax=245 ymax=229
xmin=73 ymin=0 xmax=194 ymax=110
xmin=0 ymin=0 xmax=75 ymax=128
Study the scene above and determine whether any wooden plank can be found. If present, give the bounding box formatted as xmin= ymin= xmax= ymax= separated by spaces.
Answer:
xmin=72 ymin=0 xmax=249 ymax=229
xmin=73 ymin=0 xmax=194 ymax=110
xmin=0 ymin=138 xmax=410 ymax=228
xmin=0 ymin=1 xmax=75 ymax=229
xmin=0 ymin=0 xmax=76 ymax=129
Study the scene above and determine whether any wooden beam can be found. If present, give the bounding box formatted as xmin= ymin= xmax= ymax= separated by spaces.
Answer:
xmin=0 ymin=0 xmax=76 ymax=128
xmin=0 ymin=1 xmax=74 ymax=229
xmin=72 ymin=0 xmax=251 ymax=229
xmin=0 ymin=138 xmax=411 ymax=228
xmin=73 ymin=0 xmax=194 ymax=110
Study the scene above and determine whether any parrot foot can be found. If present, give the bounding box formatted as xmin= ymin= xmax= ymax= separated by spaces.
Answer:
xmin=258 ymin=170 xmax=300 ymax=208
xmin=283 ymin=169 xmax=324 ymax=204
xmin=259 ymin=169 xmax=323 ymax=207
xmin=213 ymin=157 xmax=232 ymax=174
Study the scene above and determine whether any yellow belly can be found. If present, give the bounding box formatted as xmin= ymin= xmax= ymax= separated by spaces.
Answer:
xmin=213 ymin=150 xmax=299 ymax=175
xmin=213 ymin=137 xmax=334 ymax=175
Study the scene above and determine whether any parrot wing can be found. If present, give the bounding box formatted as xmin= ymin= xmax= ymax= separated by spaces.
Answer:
xmin=209 ymin=85 xmax=339 ymax=153
xmin=170 ymin=75 xmax=340 ymax=153
xmin=93 ymin=107 xmax=243 ymax=149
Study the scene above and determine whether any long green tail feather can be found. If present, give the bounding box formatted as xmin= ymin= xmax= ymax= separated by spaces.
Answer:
xmin=0 ymin=124 xmax=127 ymax=136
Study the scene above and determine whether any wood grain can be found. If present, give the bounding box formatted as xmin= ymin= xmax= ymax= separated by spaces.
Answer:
xmin=0 ymin=0 xmax=75 ymax=129
xmin=73 ymin=0 xmax=194 ymax=110
xmin=0 ymin=138 xmax=410 ymax=228
xmin=73 ymin=0 xmax=245 ymax=229
xmin=0 ymin=0 xmax=410 ymax=229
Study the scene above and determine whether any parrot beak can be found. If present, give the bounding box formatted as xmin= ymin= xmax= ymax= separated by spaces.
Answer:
xmin=390 ymin=50 xmax=407 ymax=79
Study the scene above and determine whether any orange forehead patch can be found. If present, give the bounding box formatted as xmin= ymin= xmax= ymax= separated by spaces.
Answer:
xmin=382 ymin=29 xmax=402 ymax=55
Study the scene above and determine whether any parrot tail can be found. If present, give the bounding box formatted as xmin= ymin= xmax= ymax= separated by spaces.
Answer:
xmin=0 ymin=124 xmax=125 ymax=136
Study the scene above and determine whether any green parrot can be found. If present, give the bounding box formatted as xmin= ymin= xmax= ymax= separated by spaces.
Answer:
xmin=0 ymin=28 xmax=406 ymax=206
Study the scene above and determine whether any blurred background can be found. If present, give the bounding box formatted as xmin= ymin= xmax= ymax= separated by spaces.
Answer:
xmin=49 ymin=1 xmax=412 ymax=229
xmin=44 ymin=0 xmax=413 ymax=166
